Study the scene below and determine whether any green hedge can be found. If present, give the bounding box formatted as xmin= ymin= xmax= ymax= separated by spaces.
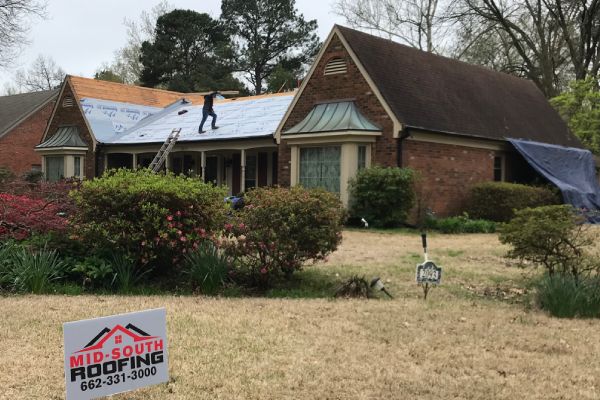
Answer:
xmin=468 ymin=182 xmax=560 ymax=222
xmin=349 ymin=166 xmax=416 ymax=228
xmin=70 ymin=169 xmax=228 ymax=270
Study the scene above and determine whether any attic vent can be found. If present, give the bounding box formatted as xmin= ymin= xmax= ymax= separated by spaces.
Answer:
xmin=324 ymin=58 xmax=347 ymax=75
xmin=62 ymin=96 xmax=74 ymax=108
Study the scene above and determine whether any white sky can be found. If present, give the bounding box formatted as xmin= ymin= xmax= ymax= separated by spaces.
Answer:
xmin=1 ymin=0 xmax=344 ymax=88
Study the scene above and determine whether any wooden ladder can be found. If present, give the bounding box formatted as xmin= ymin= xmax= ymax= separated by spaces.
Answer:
xmin=148 ymin=128 xmax=182 ymax=173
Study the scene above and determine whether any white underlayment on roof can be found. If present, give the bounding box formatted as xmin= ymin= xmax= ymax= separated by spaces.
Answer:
xmin=106 ymin=94 xmax=294 ymax=144
xmin=80 ymin=98 xmax=162 ymax=142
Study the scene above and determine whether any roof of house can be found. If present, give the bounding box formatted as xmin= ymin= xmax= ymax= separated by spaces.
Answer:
xmin=336 ymin=25 xmax=582 ymax=148
xmin=285 ymin=101 xmax=380 ymax=134
xmin=68 ymin=75 xmax=206 ymax=107
xmin=107 ymin=92 xmax=294 ymax=145
xmin=0 ymin=89 xmax=58 ymax=138
xmin=37 ymin=125 xmax=87 ymax=148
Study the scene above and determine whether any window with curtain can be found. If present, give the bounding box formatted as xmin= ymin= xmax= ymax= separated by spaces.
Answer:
xmin=245 ymin=155 xmax=257 ymax=190
xmin=46 ymin=156 xmax=64 ymax=182
xmin=299 ymin=146 xmax=341 ymax=193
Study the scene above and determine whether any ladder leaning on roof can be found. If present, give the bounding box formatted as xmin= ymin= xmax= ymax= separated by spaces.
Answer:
xmin=148 ymin=128 xmax=182 ymax=173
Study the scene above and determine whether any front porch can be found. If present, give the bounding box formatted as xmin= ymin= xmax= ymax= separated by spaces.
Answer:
xmin=103 ymin=139 xmax=278 ymax=196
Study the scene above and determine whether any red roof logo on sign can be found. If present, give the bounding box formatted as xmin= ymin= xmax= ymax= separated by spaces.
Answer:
xmin=76 ymin=324 xmax=157 ymax=353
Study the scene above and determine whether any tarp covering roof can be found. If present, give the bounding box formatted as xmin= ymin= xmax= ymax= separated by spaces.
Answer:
xmin=337 ymin=25 xmax=582 ymax=148
xmin=509 ymin=139 xmax=600 ymax=223
xmin=80 ymin=97 xmax=162 ymax=142
xmin=37 ymin=125 xmax=87 ymax=149
xmin=0 ymin=89 xmax=58 ymax=138
xmin=284 ymin=101 xmax=380 ymax=134
xmin=106 ymin=93 xmax=294 ymax=144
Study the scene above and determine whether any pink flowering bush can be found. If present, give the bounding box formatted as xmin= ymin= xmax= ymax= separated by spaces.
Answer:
xmin=220 ymin=186 xmax=345 ymax=286
xmin=70 ymin=169 xmax=228 ymax=269
xmin=0 ymin=193 xmax=69 ymax=240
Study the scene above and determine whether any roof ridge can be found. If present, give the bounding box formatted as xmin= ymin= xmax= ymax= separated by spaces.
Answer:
xmin=68 ymin=75 xmax=190 ymax=97
xmin=336 ymin=25 xmax=537 ymax=87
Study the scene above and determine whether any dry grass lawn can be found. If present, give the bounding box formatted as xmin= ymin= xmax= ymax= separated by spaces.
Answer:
xmin=2 ymin=230 xmax=600 ymax=399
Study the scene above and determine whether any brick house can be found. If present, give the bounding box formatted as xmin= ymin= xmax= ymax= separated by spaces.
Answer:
xmin=0 ymin=90 xmax=58 ymax=175
xmin=275 ymin=26 xmax=582 ymax=215
xmin=36 ymin=75 xmax=290 ymax=194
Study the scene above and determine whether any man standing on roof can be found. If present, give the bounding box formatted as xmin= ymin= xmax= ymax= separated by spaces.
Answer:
xmin=198 ymin=91 xmax=219 ymax=133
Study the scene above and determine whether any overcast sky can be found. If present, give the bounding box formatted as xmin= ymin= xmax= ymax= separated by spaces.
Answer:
xmin=1 ymin=0 xmax=344 ymax=89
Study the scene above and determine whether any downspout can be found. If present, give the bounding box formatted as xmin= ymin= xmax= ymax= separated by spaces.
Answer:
xmin=397 ymin=129 xmax=411 ymax=167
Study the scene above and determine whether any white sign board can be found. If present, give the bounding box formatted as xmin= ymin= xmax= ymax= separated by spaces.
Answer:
xmin=63 ymin=308 xmax=169 ymax=400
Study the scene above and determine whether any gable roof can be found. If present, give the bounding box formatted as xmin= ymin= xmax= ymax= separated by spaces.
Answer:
xmin=68 ymin=75 xmax=206 ymax=107
xmin=335 ymin=25 xmax=581 ymax=148
xmin=0 ymin=90 xmax=58 ymax=138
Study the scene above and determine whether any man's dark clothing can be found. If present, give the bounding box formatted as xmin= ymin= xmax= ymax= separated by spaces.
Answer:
xmin=199 ymin=93 xmax=217 ymax=132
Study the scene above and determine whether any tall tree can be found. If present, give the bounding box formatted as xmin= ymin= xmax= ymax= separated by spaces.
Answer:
xmin=108 ymin=1 xmax=173 ymax=84
xmin=451 ymin=0 xmax=600 ymax=97
xmin=94 ymin=68 xmax=126 ymax=84
xmin=139 ymin=9 xmax=243 ymax=93
xmin=333 ymin=0 xmax=451 ymax=53
xmin=221 ymin=0 xmax=320 ymax=94
xmin=0 ymin=0 xmax=46 ymax=68
xmin=15 ymin=55 xmax=65 ymax=92
xmin=551 ymin=78 xmax=600 ymax=154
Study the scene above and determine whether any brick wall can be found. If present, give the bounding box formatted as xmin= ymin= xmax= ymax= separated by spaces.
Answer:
xmin=278 ymin=33 xmax=396 ymax=186
xmin=0 ymin=101 xmax=55 ymax=175
xmin=44 ymin=82 xmax=96 ymax=178
xmin=403 ymin=139 xmax=494 ymax=216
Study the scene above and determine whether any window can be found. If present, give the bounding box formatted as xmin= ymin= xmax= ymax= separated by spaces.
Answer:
xmin=299 ymin=146 xmax=341 ymax=193
xmin=74 ymin=157 xmax=81 ymax=178
xmin=494 ymin=155 xmax=504 ymax=181
xmin=46 ymin=156 xmax=64 ymax=182
xmin=324 ymin=57 xmax=347 ymax=75
xmin=245 ymin=155 xmax=257 ymax=190
xmin=358 ymin=146 xmax=367 ymax=170
xmin=205 ymin=156 xmax=218 ymax=184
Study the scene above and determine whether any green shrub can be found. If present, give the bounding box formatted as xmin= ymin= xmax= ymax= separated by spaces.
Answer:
xmin=222 ymin=186 xmax=345 ymax=286
xmin=184 ymin=241 xmax=229 ymax=294
xmin=499 ymin=205 xmax=599 ymax=279
xmin=537 ymin=275 xmax=600 ymax=318
xmin=4 ymin=246 xmax=66 ymax=293
xmin=426 ymin=214 xmax=496 ymax=234
xmin=71 ymin=255 xmax=115 ymax=288
xmin=468 ymin=182 xmax=560 ymax=222
xmin=112 ymin=253 xmax=147 ymax=293
xmin=349 ymin=166 xmax=416 ymax=228
xmin=70 ymin=169 xmax=228 ymax=270
xmin=0 ymin=241 xmax=19 ymax=288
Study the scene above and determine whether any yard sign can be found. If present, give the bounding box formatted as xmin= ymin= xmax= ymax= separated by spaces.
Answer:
xmin=63 ymin=308 xmax=169 ymax=400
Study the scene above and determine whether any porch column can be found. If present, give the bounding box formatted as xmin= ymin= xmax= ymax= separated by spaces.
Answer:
xmin=132 ymin=153 xmax=138 ymax=170
xmin=165 ymin=153 xmax=172 ymax=171
xmin=200 ymin=151 xmax=206 ymax=181
xmin=240 ymin=149 xmax=246 ymax=193
xmin=103 ymin=154 xmax=108 ymax=172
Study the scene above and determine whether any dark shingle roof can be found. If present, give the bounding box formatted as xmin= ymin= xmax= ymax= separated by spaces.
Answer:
xmin=0 ymin=90 xmax=58 ymax=138
xmin=337 ymin=26 xmax=582 ymax=148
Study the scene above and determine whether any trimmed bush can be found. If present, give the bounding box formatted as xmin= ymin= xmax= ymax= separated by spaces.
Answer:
xmin=349 ymin=166 xmax=416 ymax=228
xmin=468 ymin=182 xmax=560 ymax=222
xmin=499 ymin=205 xmax=599 ymax=279
xmin=221 ymin=186 xmax=345 ymax=286
xmin=425 ymin=214 xmax=496 ymax=234
xmin=537 ymin=275 xmax=600 ymax=318
xmin=70 ymin=169 xmax=228 ymax=269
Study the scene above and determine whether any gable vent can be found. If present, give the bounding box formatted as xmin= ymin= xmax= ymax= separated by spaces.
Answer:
xmin=62 ymin=96 xmax=74 ymax=108
xmin=324 ymin=58 xmax=347 ymax=75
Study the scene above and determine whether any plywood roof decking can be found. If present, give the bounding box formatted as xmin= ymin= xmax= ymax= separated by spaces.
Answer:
xmin=336 ymin=25 xmax=582 ymax=148
xmin=68 ymin=76 xmax=206 ymax=107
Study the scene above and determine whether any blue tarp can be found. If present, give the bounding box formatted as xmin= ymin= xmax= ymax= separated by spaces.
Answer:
xmin=508 ymin=139 xmax=600 ymax=223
